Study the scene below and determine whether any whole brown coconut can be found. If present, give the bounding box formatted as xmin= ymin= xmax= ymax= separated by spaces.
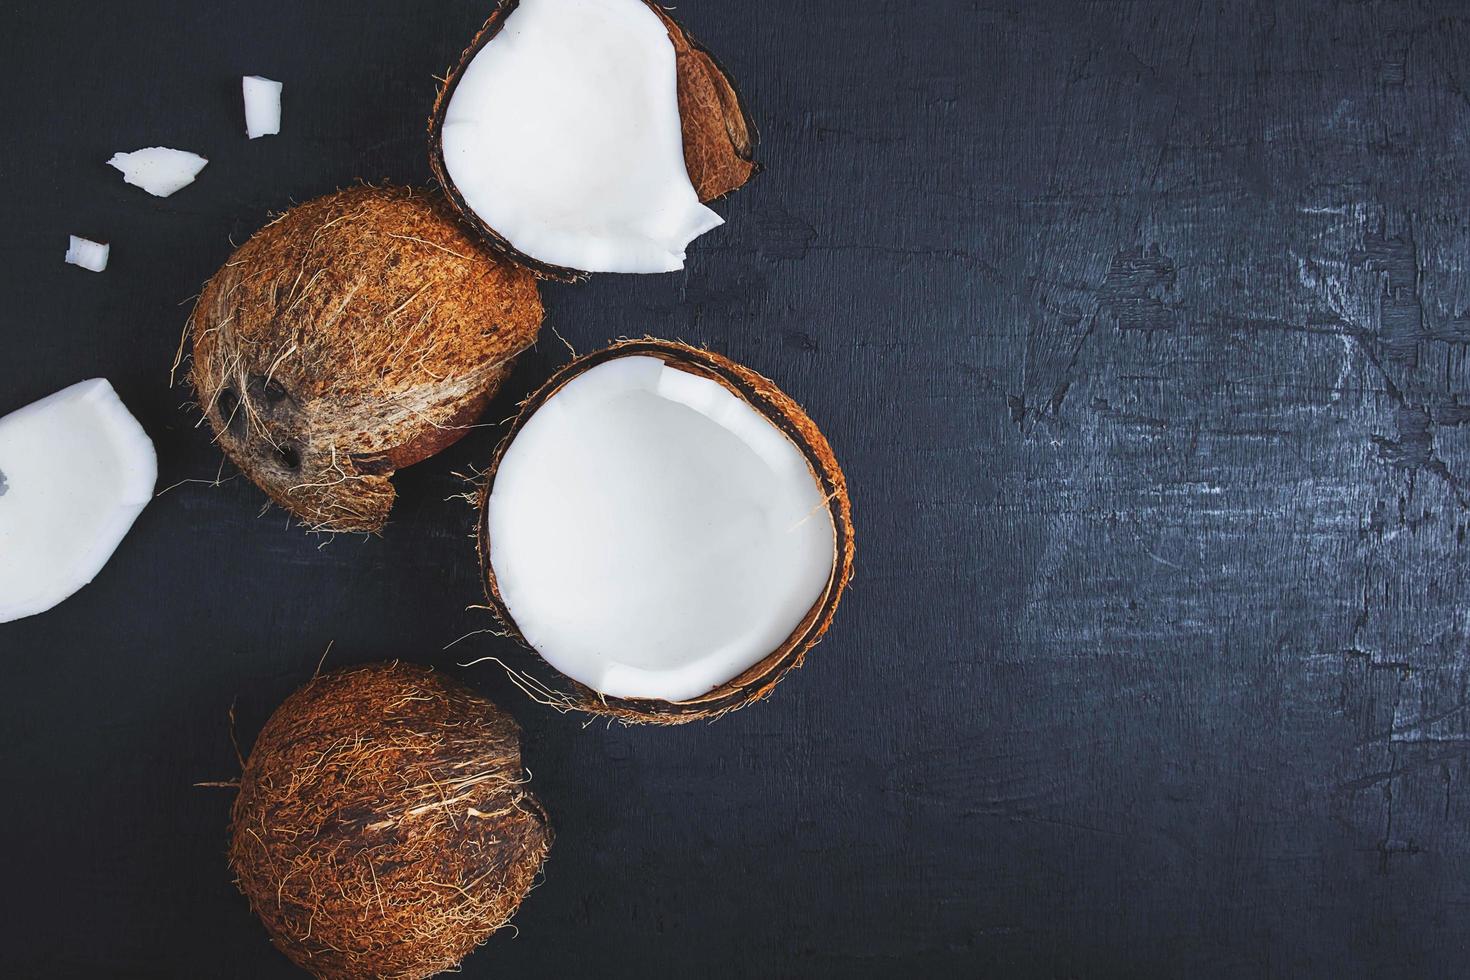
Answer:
xmin=229 ymin=662 xmax=551 ymax=980
xmin=428 ymin=0 xmax=760 ymax=281
xmin=188 ymin=186 xmax=543 ymax=533
xmin=476 ymin=339 xmax=855 ymax=725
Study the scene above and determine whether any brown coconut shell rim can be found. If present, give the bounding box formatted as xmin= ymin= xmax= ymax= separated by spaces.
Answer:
xmin=476 ymin=339 xmax=855 ymax=725
xmin=428 ymin=0 xmax=761 ymax=282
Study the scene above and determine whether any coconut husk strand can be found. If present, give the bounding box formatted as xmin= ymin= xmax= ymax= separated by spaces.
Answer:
xmin=428 ymin=0 xmax=760 ymax=281
xmin=476 ymin=339 xmax=855 ymax=725
xmin=229 ymin=662 xmax=551 ymax=980
xmin=188 ymin=185 xmax=543 ymax=533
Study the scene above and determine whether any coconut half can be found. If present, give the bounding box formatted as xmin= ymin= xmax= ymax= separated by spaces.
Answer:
xmin=188 ymin=186 xmax=543 ymax=533
xmin=478 ymin=340 xmax=854 ymax=723
xmin=0 ymin=379 xmax=156 ymax=624
xmin=429 ymin=0 xmax=759 ymax=280
xmin=230 ymin=662 xmax=551 ymax=980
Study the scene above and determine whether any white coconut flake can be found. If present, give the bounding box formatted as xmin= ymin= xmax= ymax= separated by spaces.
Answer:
xmin=487 ymin=356 xmax=837 ymax=702
xmin=440 ymin=0 xmax=723 ymax=273
xmin=65 ymin=235 xmax=109 ymax=272
xmin=107 ymin=147 xmax=208 ymax=197
xmin=0 ymin=379 xmax=157 ymax=624
xmin=243 ymin=75 xmax=283 ymax=139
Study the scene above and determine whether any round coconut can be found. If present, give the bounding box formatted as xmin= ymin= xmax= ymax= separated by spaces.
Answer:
xmin=229 ymin=662 xmax=551 ymax=980
xmin=427 ymin=0 xmax=760 ymax=281
xmin=476 ymin=339 xmax=855 ymax=725
xmin=188 ymin=185 xmax=543 ymax=533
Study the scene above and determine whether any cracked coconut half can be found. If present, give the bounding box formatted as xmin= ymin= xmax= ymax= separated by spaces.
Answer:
xmin=188 ymin=185 xmax=542 ymax=533
xmin=477 ymin=340 xmax=854 ymax=724
xmin=429 ymin=0 xmax=759 ymax=279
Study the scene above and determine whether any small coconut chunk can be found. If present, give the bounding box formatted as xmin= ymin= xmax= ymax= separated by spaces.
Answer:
xmin=488 ymin=356 xmax=837 ymax=702
xmin=65 ymin=235 xmax=109 ymax=272
xmin=439 ymin=0 xmax=722 ymax=274
xmin=107 ymin=147 xmax=208 ymax=197
xmin=243 ymin=75 xmax=283 ymax=139
xmin=0 ymin=379 xmax=157 ymax=623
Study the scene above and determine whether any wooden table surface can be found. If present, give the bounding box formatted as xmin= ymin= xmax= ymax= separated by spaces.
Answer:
xmin=3 ymin=1 xmax=1469 ymax=977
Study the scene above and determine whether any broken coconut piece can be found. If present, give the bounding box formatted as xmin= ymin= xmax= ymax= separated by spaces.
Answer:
xmin=243 ymin=75 xmax=282 ymax=138
xmin=189 ymin=186 xmax=542 ymax=534
xmin=479 ymin=340 xmax=854 ymax=723
xmin=65 ymin=235 xmax=109 ymax=272
xmin=430 ymin=0 xmax=759 ymax=280
xmin=231 ymin=663 xmax=550 ymax=979
xmin=107 ymin=147 xmax=208 ymax=197
xmin=0 ymin=379 xmax=157 ymax=624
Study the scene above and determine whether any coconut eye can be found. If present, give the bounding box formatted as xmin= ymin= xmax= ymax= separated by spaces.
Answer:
xmin=260 ymin=378 xmax=290 ymax=404
xmin=276 ymin=444 xmax=301 ymax=470
xmin=216 ymin=387 xmax=243 ymax=432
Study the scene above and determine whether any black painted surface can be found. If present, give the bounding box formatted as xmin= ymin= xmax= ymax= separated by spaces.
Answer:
xmin=3 ymin=1 xmax=1469 ymax=977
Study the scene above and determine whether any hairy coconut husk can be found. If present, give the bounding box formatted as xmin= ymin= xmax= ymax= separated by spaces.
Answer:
xmin=476 ymin=339 xmax=855 ymax=725
xmin=188 ymin=185 xmax=543 ymax=533
xmin=428 ymin=0 xmax=760 ymax=281
xmin=229 ymin=662 xmax=551 ymax=980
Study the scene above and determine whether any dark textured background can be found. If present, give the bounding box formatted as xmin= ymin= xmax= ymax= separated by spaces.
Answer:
xmin=3 ymin=1 xmax=1470 ymax=977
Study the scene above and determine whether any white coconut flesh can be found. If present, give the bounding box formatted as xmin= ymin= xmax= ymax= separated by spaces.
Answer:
xmin=243 ymin=75 xmax=283 ymax=139
xmin=65 ymin=235 xmax=109 ymax=272
xmin=107 ymin=147 xmax=208 ymax=197
xmin=439 ymin=0 xmax=723 ymax=274
xmin=0 ymin=380 xmax=157 ymax=624
xmin=488 ymin=357 xmax=837 ymax=702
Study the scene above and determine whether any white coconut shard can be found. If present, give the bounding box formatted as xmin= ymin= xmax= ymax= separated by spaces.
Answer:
xmin=488 ymin=357 xmax=836 ymax=702
xmin=0 ymin=379 xmax=157 ymax=624
xmin=65 ymin=235 xmax=109 ymax=272
xmin=243 ymin=75 xmax=283 ymax=139
xmin=107 ymin=147 xmax=208 ymax=197
xmin=440 ymin=0 xmax=723 ymax=274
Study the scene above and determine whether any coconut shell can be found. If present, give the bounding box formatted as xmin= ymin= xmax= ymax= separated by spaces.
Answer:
xmin=188 ymin=185 xmax=543 ymax=533
xmin=476 ymin=339 xmax=855 ymax=725
xmin=428 ymin=0 xmax=761 ymax=281
xmin=229 ymin=662 xmax=551 ymax=980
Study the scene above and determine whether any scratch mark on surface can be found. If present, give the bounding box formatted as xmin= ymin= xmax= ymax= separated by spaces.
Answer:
xmin=1098 ymin=245 xmax=1178 ymax=333
xmin=1143 ymin=549 xmax=1183 ymax=570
